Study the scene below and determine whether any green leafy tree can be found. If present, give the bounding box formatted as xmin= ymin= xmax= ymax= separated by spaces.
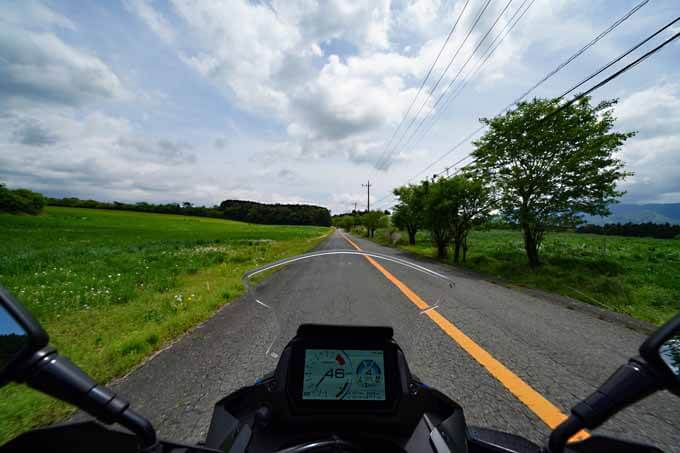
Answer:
xmin=392 ymin=184 xmax=425 ymax=245
xmin=362 ymin=211 xmax=385 ymax=238
xmin=420 ymin=176 xmax=492 ymax=263
xmin=332 ymin=215 xmax=356 ymax=231
xmin=447 ymin=175 xmax=494 ymax=263
xmin=471 ymin=97 xmax=634 ymax=267
xmin=420 ymin=180 xmax=454 ymax=259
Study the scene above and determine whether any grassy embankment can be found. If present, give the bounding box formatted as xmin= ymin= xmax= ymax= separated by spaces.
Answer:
xmin=367 ymin=228 xmax=680 ymax=326
xmin=0 ymin=206 xmax=329 ymax=443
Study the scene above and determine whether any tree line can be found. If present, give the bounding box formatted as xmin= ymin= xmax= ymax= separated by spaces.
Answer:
xmin=48 ymin=197 xmax=225 ymax=218
xmin=333 ymin=211 xmax=389 ymax=238
xmin=577 ymin=222 xmax=680 ymax=239
xmin=372 ymin=96 xmax=635 ymax=267
xmin=219 ymin=200 xmax=331 ymax=226
xmin=3 ymin=190 xmax=332 ymax=227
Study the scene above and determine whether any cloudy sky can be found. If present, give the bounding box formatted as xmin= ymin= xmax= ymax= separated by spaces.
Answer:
xmin=1 ymin=0 xmax=679 ymax=213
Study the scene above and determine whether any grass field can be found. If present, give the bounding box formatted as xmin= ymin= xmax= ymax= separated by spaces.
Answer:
xmin=369 ymin=228 xmax=680 ymax=326
xmin=0 ymin=207 xmax=329 ymax=444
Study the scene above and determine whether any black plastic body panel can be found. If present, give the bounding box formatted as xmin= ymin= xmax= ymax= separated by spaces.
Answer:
xmin=0 ymin=421 xmax=219 ymax=453
xmin=467 ymin=426 xmax=541 ymax=453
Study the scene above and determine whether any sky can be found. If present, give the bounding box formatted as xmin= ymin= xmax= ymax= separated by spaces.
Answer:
xmin=0 ymin=0 xmax=679 ymax=214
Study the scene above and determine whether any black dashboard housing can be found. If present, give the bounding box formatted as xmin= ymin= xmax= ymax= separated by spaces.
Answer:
xmin=204 ymin=324 xmax=462 ymax=452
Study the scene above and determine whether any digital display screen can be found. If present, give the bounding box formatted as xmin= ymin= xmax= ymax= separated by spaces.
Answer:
xmin=302 ymin=349 xmax=385 ymax=401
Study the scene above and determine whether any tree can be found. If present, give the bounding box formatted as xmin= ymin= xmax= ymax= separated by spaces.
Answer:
xmin=420 ymin=180 xmax=454 ymax=259
xmin=0 ymin=184 xmax=45 ymax=215
xmin=332 ymin=215 xmax=355 ymax=231
xmin=471 ymin=97 xmax=633 ymax=267
xmin=361 ymin=211 xmax=385 ymax=238
xmin=447 ymin=175 xmax=493 ymax=263
xmin=392 ymin=184 xmax=425 ymax=245
xmin=419 ymin=176 xmax=493 ymax=263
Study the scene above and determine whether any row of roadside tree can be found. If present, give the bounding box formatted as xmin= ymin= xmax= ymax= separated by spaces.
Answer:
xmin=340 ymin=96 xmax=635 ymax=268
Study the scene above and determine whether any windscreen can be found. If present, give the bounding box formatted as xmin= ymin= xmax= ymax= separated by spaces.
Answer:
xmin=243 ymin=249 xmax=457 ymax=366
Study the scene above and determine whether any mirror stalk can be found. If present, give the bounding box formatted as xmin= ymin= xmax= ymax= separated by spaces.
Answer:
xmin=21 ymin=348 xmax=159 ymax=452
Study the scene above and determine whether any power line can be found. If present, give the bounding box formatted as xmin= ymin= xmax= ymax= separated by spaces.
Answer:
xmin=375 ymin=6 xmax=666 ymax=210
xmin=407 ymin=126 xmax=484 ymax=183
xmin=412 ymin=0 xmax=536 ymax=147
xmin=376 ymin=0 xmax=494 ymax=172
xmin=438 ymin=23 xmax=680 ymax=181
xmin=371 ymin=0 xmax=472 ymax=174
xmin=396 ymin=0 xmax=535 ymax=186
xmin=506 ymin=0 xmax=649 ymax=110
xmin=541 ymin=27 xmax=680 ymax=125
xmin=386 ymin=0 xmax=516 ymax=165
xmin=558 ymin=15 xmax=680 ymax=99
xmin=380 ymin=0 xmax=647 ymax=176
xmin=393 ymin=0 xmax=650 ymax=188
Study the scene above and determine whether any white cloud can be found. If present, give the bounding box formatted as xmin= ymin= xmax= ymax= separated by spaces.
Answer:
xmin=330 ymin=192 xmax=368 ymax=213
xmin=149 ymin=0 xmax=469 ymax=170
xmin=124 ymin=0 xmax=176 ymax=44
xmin=616 ymin=83 xmax=680 ymax=134
xmin=172 ymin=0 xmax=300 ymax=115
xmin=616 ymin=83 xmax=680 ymax=203
xmin=0 ymin=25 xmax=128 ymax=106
xmin=0 ymin=0 xmax=76 ymax=31
xmin=147 ymin=0 xmax=579 ymax=174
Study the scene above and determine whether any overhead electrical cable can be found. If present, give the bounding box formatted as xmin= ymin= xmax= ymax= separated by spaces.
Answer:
xmin=375 ymin=8 xmax=669 ymax=211
xmin=395 ymin=0 xmax=651 ymax=188
xmin=411 ymin=0 xmax=536 ymax=147
xmin=434 ymin=22 xmax=680 ymax=181
xmin=375 ymin=0 xmax=495 ymax=172
xmin=383 ymin=0 xmax=517 ymax=168
xmin=370 ymin=0 xmax=472 ymax=174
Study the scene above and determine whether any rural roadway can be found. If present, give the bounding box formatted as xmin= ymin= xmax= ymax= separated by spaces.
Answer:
xmin=95 ymin=230 xmax=680 ymax=451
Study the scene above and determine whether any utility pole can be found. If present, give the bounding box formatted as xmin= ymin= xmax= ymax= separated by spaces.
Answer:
xmin=362 ymin=181 xmax=372 ymax=212
xmin=444 ymin=166 xmax=451 ymax=177
xmin=353 ymin=201 xmax=357 ymax=213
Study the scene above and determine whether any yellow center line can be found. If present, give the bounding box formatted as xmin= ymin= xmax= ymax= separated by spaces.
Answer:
xmin=341 ymin=232 xmax=589 ymax=441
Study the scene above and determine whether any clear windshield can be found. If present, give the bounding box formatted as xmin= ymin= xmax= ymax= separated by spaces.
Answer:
xmin=243 ymin=249 xmax=456 ymax=360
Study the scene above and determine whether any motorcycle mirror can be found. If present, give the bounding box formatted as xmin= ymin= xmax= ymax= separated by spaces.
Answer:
xmin=0 ymin=286 xmax=49 ymax=386
xmin=640 ymin=313 xmax=680 ymax=395
xmin=0 ymin=285 xmax=159 ymax=450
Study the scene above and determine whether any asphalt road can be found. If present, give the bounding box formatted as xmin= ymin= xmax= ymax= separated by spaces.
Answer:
xmin=96 ymin=230 xmax=680 ymax=451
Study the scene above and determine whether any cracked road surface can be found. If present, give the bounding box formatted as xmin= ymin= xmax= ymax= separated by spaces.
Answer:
xmin=93 ymin=230 xmax=680 ymax=451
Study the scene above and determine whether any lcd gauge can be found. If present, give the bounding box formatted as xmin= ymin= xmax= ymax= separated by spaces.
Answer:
xmin=302 ymin=349 xmax=385 ymax=401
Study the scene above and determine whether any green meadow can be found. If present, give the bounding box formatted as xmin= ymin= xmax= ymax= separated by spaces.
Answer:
xmin=0 ymin=206 xmax=329 ymax=443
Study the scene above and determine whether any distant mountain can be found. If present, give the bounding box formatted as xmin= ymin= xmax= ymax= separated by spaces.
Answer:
xmin=583 ymin=203 xmax=680 ymax=225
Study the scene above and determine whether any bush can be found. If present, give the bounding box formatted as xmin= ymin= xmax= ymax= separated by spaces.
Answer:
xmin=0 ymin=184 xmax=45 ymax=215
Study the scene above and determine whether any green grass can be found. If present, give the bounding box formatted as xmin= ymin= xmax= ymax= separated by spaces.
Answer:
xmin=370 ymin=228 xmax=680 ymax=325
xmin=0 ymin=207 xmax=329 ymax=444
